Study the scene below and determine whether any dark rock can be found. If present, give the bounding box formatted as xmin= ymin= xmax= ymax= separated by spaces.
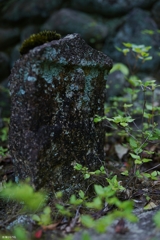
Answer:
xmin=70 ymin=0 xmax=157 ymax=17
xmin=0 ymin=52 xmax=10 ymax=81
xmin=106 ymin=71 xmax=126 ymax=99
xmin=42 ymin=8 xmax=108 ymax=44
xmin=10 ymin=26 xmax=40 ymax=68
xmin=0 ymin=28 xmax=20 ymax=49
xmin=10 ymin=44 xmax=21 ymax=68
xmin=1 ymin=0 xmax=63 ymax=23
xmin=21 ymin=25 xmax=40 ymax=42
xmin=9 ymin=33 xmax=112 ymax=198
xmin=0 ymin=78 xmax=10 ymax=118
xmin=152 ymin=0 xmax=160 ymax=27
xmin=103 ymin=8 xmax=160 ymax=74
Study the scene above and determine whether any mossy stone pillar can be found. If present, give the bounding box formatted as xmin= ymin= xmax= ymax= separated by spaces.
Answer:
xmin=9 ymin=33 xmax=112 ymax=197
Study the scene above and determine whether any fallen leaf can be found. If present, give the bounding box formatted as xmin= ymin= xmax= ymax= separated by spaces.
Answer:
xmin=144 ymin=201 xmax=157 ymax=210
xmin=42 ymin=222 xmax=60 ymax=230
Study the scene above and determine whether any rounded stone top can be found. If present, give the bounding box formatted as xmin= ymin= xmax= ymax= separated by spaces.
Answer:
xmin=17 ymin=33 xmax=113 ymax=71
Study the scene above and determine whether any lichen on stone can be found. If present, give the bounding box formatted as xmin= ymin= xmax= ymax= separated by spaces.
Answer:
xmin=19 ymin=30 xmax=61 ymax=55
xmin=9 ymin=33 xmax=113 ymax=199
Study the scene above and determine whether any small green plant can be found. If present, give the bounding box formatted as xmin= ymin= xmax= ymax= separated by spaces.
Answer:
xmin=1 ymin=180 xmax=45 ymax=211
xmin=116 ymin=42 xmax=152 ymax=62
xmin=32 ymin=206 xmax=51 ymax=225
xmin=0 ymin=117 xmax=9 ymax=157
xmin=0 ymin=146 xmax=8 ymax=157
xmin=81 ymin=179 xmax=137 ymax=233
xmin=74 ymin=163 xmax=106 ymax=179
xmin=13 ymin=226 xmax=28 ymax=240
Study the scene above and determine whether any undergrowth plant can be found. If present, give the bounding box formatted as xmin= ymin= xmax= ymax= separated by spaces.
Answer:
xmin=94 ymin=39 xmax=160 ymax=229
xmin=95 ymin=41 xmax=160 ymax=183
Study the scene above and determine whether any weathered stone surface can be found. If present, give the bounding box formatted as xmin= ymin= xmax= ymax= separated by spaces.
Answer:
xmin=103 ymin=8 xmax=160 ymax=74
xmin=70 ymin=0 xmax=157 ymax=17
xmin=42 ymin=8 xmax=108 ymax=44
xmin=9 ymin=33 xmax=112 ymax=197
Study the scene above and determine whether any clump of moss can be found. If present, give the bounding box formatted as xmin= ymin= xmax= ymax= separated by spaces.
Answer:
xmin=19 ymin=30 xmax=61 ymax=55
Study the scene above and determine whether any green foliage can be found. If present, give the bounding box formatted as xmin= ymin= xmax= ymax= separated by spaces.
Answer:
xmin=102 ymin=72 xmax=160 ymax=183
xmin=116 ymin=42 xmax=152 ymax=61
xmin=55 ymin=171 xmax=137 ymax=232
xmin=80 ymin=180 xmax=137 ymax=233
xmin=13 ymin=226 xmax=28 ymax=240
xmin=110 ymin=63 xmax=129 ymax=76
xmin=0 ymin=180 xmax=47 ymax=212
xmin=32 ymin=206 xmax=51 ymax=225
xmin=0 ymin=117 xmax=9 ymax=157
xmin=153 ymin=211 xmax=160 ymax=228
xmin=0 ymin=146 xmax=8 ymax=157
xmin=74 ymin=163 xmax=106 ymax=179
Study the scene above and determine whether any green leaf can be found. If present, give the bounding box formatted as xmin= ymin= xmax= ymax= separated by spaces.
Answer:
xmin=130 ymin=153 xmax=140 ymax=160
xmin=153 ymin=211 xmax=160 ymax=228
xmin=74 ymin=163 xmax=82 ymax=171
xmin=81 ymin=215 xmax=94 ymax=228
xmin=136 ymin=170 xmax=143 ymax=178
xmin=120 ymin=122 xmax=128 ymax=127
xmin=128 ymin=75 xmax=141 ymax=87
xmin=94 ymin=116 xmax=102 ymax=123
xmin=110 ymin=63 xmax=129 ymax=75
xmin=95 ymin=216 xmax=113 ymax=233
xmin=123 ymin=104 xmax=133 ymax=108
xmin=122 ymin=42 xmax=133 ymax=48
xmin=144 ymin=56 xmax=152 ymax=61
xmin=95 ymin=170 xmax=101 ymax=175
xmin=79 ymin=190 xmax=85 ymax=199
xmin=141 ymin=29 xmax=154 ymax=35
xmin=142 ymin=158 xmax=152 ymax=163
xmin=14 ymin=226 xmax=28 ymax=240
xmin=121 ymin=170 xmax=129 ymax=176
xmin=84 ymin=173 xmax=90 ymax=179
xmin=82 ymin=231 xmax=91 ymax=240
xmin=32 ymin=214 xmax=41 ymax=222
xmin=86 ymin=197 xmax=102 ymax=210
xmin=115 ymin=46 xmax=123 ymax=52
xmin=56 ymin=204 xmax=72 ymax=216
xmin=151 ymin=171 xmax=158 ymax=177
xmin=100 ymin=166 xmax=106 ymax=174
xmin=40 ymin=207 xmax=51 ymax=225
xmin=0 ymin=181 xmax=46 ymax=211
xmin=142 ymin=173 xmax=151 ymax=178
xmin=135 ymin=159 xmax=142 ymax=164
xmin=122 ymin=49 xmax=130 ymax=55
xmin=94 ymin=185 xmax=105 ymax=197
xmin=129 ymin=138 xmax=138 ymax=149
xmin=70 ymin=195 xmax=83 ymax=205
